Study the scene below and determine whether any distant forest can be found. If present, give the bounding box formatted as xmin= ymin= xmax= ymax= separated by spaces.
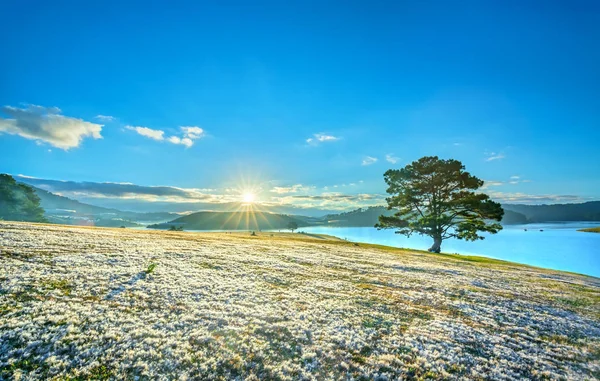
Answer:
xmin=148 ymin=202 xmax=600 ymax=231
xmin=148 ymin=210 xmax=318 ymax=231
xmin=503 ymin=202 xmax=600 ymax=223
xmin=318 ymin=203 xmax=600 ymax=227
xmin=32 ymin=186 xmax=178 ymax=227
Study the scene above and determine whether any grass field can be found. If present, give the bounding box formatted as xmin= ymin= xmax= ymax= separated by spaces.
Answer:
xmin=1 ymin=222 xmax=599 ymax=380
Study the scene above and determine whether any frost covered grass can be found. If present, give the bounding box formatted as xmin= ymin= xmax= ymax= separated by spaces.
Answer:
xmin=1 ymin=222 xmax=599 ymax=380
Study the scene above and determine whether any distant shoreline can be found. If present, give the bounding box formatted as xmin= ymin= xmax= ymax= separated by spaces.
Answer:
xmin=579 ymin=226 xmax=600 ymax=233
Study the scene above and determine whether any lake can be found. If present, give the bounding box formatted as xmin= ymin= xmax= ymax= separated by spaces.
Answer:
xmin=300 ymin=222 xmax=600 ymax=278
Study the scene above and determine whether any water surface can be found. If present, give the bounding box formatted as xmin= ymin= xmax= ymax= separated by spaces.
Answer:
xmin=301 ymin=222 xmax=600 ymax=278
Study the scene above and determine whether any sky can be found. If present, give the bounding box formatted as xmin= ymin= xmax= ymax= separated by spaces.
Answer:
xmin=1 ymin=0 xmax=599 ymax=213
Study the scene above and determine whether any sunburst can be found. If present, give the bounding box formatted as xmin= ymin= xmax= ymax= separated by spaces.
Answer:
xmin=242 ymin=192 xmax=256 ymax=204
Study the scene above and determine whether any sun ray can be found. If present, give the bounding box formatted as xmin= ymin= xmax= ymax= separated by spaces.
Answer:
xmin=242 ymin=192 xmax=255 ymax=204
xmin=248 ymin=203 xmax=261 ymax=231
xmin=217 ymin=173 xmax=272 ymax=230
xmin=220 ymin=203 xmax=245 ymax=230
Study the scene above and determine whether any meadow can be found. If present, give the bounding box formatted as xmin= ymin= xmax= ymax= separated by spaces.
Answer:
xmin=1 ymin=222 xmax=599 ymax=380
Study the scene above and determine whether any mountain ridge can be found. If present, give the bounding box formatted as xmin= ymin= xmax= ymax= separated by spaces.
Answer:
xmin=27 ymin=185 xmax=179 ymax=227
xmin=147 ymin=210 xmax=320 ymax=231
xmin=17 ymin=181 xmax=600 ymax=229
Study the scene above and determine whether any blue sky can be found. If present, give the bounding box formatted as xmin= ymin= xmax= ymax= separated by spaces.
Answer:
xmin=1 ymin=0 xmax=599 ymax=212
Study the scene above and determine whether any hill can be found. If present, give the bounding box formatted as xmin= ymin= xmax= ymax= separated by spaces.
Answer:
xmin=504 ymin=201 xmax=600 ymax=222
xmin=1 ymin=222 xmax=598 ymax=380
xmin=148 ymin=210 xmax=319 ymax=230
xmin=319 ymin=206 xmax=529 ymax=226
xmin=30 ymin=186 xmax=178 ymax=227
xmin=321 ymin=202 xmax=600 ymax=227
xmin=150 ymin=202 xmax=596 ymax=231
xmin=12 ymin=179 xmax=600 ymax=229
xmin=500 ymin=210 xmax=529 ymax=224
xmin=320 ymin=206 xmax=393 ymax=227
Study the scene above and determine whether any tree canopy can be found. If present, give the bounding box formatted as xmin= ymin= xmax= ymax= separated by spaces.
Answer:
xmin=287 ymin=221 xmax=298 ymax=232
xmin=0 ymin=174 xmax=47 ymax=223
xmin=375 ymin=156 xmax=503 ymax=253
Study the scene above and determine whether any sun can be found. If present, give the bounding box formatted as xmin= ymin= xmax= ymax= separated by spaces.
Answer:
xmin=242 ymin=192 xmax=256 ymax=203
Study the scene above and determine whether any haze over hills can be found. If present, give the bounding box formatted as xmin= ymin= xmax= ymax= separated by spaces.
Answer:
xmin=65 ymin=198 xmax=343 ymax=217
xmin=14 ymin=175 xmax=344 ymax=217
xmin=29 ymin=186 xmax=179 ymax=227
xmin=306 ymin=207 xmax=529 ymax=228
xmin=317 ymin=204 xmax=600 ymax=228
xmin=147 ymin=202 xmax=600 ymax=231
xmin=11 ymin=180 xmax=600 ymax=230
xmin=16 ymin=176 xmax=600 ymax=224
xmin=503 ymin=202 xmax=600 ymax=222
xmin=147 ymin=210 xmax=319 ymax=231
xmin=149 ymin=207 xmax=392 ymax=231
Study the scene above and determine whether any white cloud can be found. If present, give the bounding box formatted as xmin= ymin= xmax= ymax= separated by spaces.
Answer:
xmin=481 ymin=180 xmax=504 ymax=190
xmin=362 ymin=156 xmax=378 ymax=166
xmin=17 ymin=174 xmax=392 ymax=212
xmin=270 ymin=184 xmax=315 ymax=194
xmin=166 ymin=136 xmax=193 ymax=148
xmin=271 ymin=191 xmax=386 ymax=210
xmin=385 ymin=154 xmax=400 ymax=164
xmin=0 ymin=104 xmax=103 ymax=150
xmin=181 ymin=126 xmax=204 ymax=139
xmin=180 ymin=138 xmax=194 ymax=148
xmin=127 ymin=125 xmax=205 ymax=148
xmin=16 ymin=176 xmax=229 ymax=204
xmin=323 ymin=181 xmax=363 ymax=189
xmin=17 ymin=175 xmax=388 ymax=210
xmin=126 ymin=125 xmax=165 ymax=141
xmin=485 ymin=152 xmax=505 ymax=161
xmin=315 ymin=133 xmax=339 ymax=142
xmin=95 ymin=115 xmax=115 ymax=122
xmin=483 ymin=176 xmax=530 ymax=188
xmin=167 ymin=136 xmax=181 ymax=144
xmin=306 ymin=133 xmax=340 ymax=145
xmin=486 ymin=190 xmax=586 ymax=204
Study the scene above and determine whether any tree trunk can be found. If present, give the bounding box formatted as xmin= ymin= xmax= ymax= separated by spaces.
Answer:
xmin=428 ymin=236 xmax=442 ymax=253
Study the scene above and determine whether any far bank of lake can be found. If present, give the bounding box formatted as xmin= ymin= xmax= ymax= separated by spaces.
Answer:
xmin=300 ymin=222 xmax=600 ymax=278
